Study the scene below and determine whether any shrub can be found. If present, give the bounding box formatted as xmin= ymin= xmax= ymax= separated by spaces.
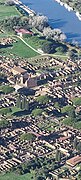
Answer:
xmin=20 ymin=132 xmax=36 ymax=141
xmin=32 ymin=108 xmax=43 ymax=117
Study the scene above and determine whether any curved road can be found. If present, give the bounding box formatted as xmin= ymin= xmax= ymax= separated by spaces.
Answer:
xmin=17 ymin=36 xmax=43 ymax=55
xmin=16 ymin=35 xmax=67 ymax=58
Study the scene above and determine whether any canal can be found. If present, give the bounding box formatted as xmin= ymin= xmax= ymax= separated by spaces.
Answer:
xmin=21 ymin=0 xmax=81 ymax=45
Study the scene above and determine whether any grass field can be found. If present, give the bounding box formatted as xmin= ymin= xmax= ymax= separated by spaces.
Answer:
xmin=51 ymin=53 xmax=68 ymax=60
xmin=0 ymin=106 xmax=21 ymax=115
xmin=0 ymin=106 xmax=29 ymax=116
xmin=11 ymin=106 xmax=29 ymax=116
xmin=0 ymin=38 xmax=38 ymax=58
xmin=0 ymin=5 xmax=20 ymax=20
xmin=24 ymin=36 xmax=47 ymax=49
xmin=8 ymin=39 xmax=38 ymax=57
xmin=0 ymin=0 xmax=69 ymax=60
xmin=0 ymin=171 xmax=35 ymax=180
xmin=24 ymin=36 xmax=68 ymax=60
xmin=11 ymin=106 xmax=21 ymax=115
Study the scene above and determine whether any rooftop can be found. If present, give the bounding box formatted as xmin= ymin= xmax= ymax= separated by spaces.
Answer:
xmin=15 ymin=29 xmax=33 ymax=35
xmin=12 ymin=66 xmax=27 ymax=74
xmin=66 ymin=155 xmax=81 ymax=167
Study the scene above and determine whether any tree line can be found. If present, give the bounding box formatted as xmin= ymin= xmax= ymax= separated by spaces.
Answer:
xmin=16 ymin=95 xmax=29 ymax=111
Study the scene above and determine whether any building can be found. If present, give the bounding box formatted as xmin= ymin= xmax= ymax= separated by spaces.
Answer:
xmin=15 ymin=29 xmax=33 ymax=37
xmin=66 ymin=155 xmax=81 ymax=167
xmin=11 ymin=66 xmax=37 ymax=88
xmin=11 ymin=66 xmax=27 ymax=75
xmin=20 ymin=74 xmax=37 ymax=88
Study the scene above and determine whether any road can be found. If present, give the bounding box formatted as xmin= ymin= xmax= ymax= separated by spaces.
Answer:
xmin=17 ymin=36 xmax=43 ymax=55
xmin=15 ymin=35 xmax=67 ymax=58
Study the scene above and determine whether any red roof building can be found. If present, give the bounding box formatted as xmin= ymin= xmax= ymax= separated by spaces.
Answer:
xmin=15 ymin=29 xmax=33 ymax=35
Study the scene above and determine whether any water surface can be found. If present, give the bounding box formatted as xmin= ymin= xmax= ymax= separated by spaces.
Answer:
xmin=21 ymin=0 xmax=81 ymax=45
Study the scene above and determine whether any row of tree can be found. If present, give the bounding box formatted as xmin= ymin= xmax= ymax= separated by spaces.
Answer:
xmin=1 ymin=12 xmax=66 ymax=42
xmin=43 ymin=27 xmax=66 ymax=41
xmin=16 ymin=95 xmax=29 ymax=111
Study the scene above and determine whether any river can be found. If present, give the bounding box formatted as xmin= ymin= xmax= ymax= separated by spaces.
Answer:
xmin=21 ymin=0 xmax=81 ymax=46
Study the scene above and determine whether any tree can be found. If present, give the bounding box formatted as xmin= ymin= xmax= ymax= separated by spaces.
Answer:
xmin=42 ymin=41 xmax=55 ymax=54
xmin=36 ymin=95 xmax=50 ymax=105
xmin=1 ymin=85 xmax=14 ymax=94
xmin=73 ymin=97 xmax=81 ymax=106
xmin=77 ymin=142 xmax=81 ymax=154
xmin=5 ymin=0 xmax=15 ymax=6
xmin=20 ymin=132 xmax=36 ymax=142
xmin=0 ymin=119 xmax=10 ymax=128
xmin=25 ymin=100 xmax=29 ymax=111
xmin=55 ymin=149 xmax=61 ymax=163
xmin=17 ymin=96 xmax=29 ymax=111
xmin=68 ymin=108 xmax=76 ymax=118
xmin=32 ymin=108 xmax=43 ymax=117
xmin=2 ymin=15 xmax=29 ymax=31
xmin=73 ymin=138 xmax=77 ymax=149
xmin=16 ymin=95 xmax=21 ymax=108
xmin=61 ymin=105 xmax=75 ymax=118
xmin=59 ymin=33 xmax=66 ymax=41
xmin=22 ymin=96 xmax=26 ymax=110
xmin=0 ymin=107 xmax=12 ymax=115
xmin=29 ymin=15 xmax=48 ymax=31
xmin=43 ymin=27 xmax=66 ymax=41
xmin=55 ymin=46 xmax=65 ymax=53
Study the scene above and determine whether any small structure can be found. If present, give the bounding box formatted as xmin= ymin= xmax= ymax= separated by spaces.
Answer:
xmin=15 ymin=29 xmax=33 ymax=37
xmin=11 ymin=66 xmax=37 ymax=88
xmin=11 ymin=66 xmax=27 ymax=75
xmin=20 ymin=74 xmax=37 ymax=88
xmin=66 ymin=155 xmax=81 ymax=167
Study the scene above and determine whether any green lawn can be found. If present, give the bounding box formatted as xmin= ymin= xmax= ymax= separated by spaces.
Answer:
xmin=0 ymin=39 xmax=38 ymax=58
xmin=0 ymin=33 xmax=9 ymax=38
xmin=0 ymin=105 xmax=31 ymax=117
xmin=50 ymin=53 xmax=68 ymax=60
xmin=0 ymin=171 xmax=35 ymax=180
xmin=11 ymin=106 xmax=21 ymax=115
xmin=24 ymin=36 xmax=68 ymax=59
xmin=0 ymin=106 xmax=21 ymax=115
xmin=24 ymin=36 xmax=47 ymax=49
xmin=0 ymin=5 xmax=20 ymax=20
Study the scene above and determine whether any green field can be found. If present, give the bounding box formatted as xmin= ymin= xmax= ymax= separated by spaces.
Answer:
xmin=0 ymin=171 xmax=35 ymax=180
xmin=0 ymin=106 xmax=21 ymax=115
xmin=0 ymin=106 xmax=29 ymax=116
xmin=0 ymin=5 xmax=20 ymax=20
xmin=8 ymin=39 xmax=38 ymax=57
xmin=24 ymin=36 xmax=47 ymax=50
xmin=0 ymin=38 xmax=38 ymax=58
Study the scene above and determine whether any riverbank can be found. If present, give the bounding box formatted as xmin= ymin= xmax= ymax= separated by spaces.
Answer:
xmin=0 ymin=0 xmax=81 ymax=59
xmin=55 ymin=0 xmax=81 ymax=21
xmin=13 ymin=0 xmax=36 ymax=16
